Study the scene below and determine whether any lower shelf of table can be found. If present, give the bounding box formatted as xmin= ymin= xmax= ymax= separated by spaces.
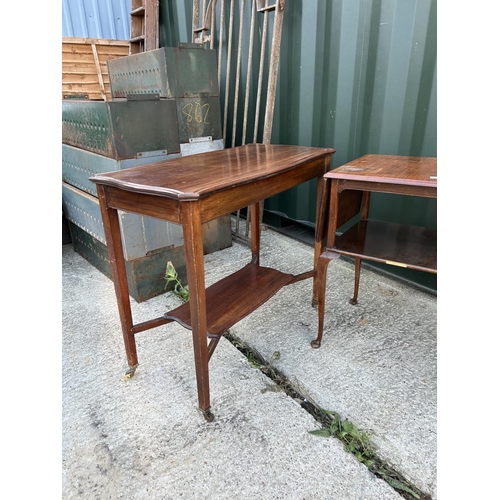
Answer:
xmin=165 ymin=262 xmax=298 ymax=337
xmin=330 ymin=219 xmax=437 ymax=272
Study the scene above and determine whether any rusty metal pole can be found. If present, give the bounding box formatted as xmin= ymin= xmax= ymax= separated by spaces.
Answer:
xmin=262 ymin=0 xmax=285 ymax=144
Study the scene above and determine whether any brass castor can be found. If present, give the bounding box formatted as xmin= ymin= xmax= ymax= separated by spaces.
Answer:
xmin=122 ymin=364 xmax=139 ymax=380
xmin=201 ymin=407 xmax=215 ymax=422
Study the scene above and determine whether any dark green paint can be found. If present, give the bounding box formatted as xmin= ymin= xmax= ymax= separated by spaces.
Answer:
xmin=159 ymin=0 xmax=437 ymax=290
xmin=62 ymin=99 xmax=181 ymax=158
xmin=108 ymin=45 xmax=219 ymax=98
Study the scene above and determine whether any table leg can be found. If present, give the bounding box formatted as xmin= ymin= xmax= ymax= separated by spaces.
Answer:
xmin=349 ymin=192 xmax=370 ymax=305
xmin=311 ymin=251 xmax=338 ymax=348
xmin=96 ymin=185 xmax=138 ymax=378
xmin=350 ymin=257 xmax=362 ymax=305
xmin=250 ymin=202 xmax=261 ymax=264
xmin=181 ymin=201 xmax=213 ymax=422
xmin=312 ymin=176 xmax=329 ymax=306
xmin=312 ymin=179 xmax=340 ymax=348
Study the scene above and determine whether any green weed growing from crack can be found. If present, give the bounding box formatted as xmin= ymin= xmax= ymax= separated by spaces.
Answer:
xmin=309 ymin=410 xmax=377 ymax=467
xmin=164 ymin=261 xmax=189 ymax=302
xmin=309 ymin=410 xmax=420 ymax=499
xmin=225 ymin=330 xmax=425 ymax=499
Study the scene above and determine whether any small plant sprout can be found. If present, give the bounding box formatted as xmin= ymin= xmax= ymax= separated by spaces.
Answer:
xmin=164 ymin=261 xmax=189 ymax=302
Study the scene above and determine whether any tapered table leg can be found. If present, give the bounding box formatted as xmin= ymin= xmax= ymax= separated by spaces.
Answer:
xmin=96 ymin=185 xmax=138 ymax=377
xmin=250 ymin=202 xmax=261 ymax=263
xmin=181 ymin=202 xmax=213 ymax=421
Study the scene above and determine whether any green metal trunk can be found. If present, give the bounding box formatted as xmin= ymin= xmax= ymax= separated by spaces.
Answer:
xmin=107 ymin=43 xmax=219 ymax=99
xmin=62 ymin=98 xmax=181 ymax=159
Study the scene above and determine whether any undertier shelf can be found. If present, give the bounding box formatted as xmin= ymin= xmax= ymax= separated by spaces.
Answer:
xmin=332 ymin=219 xmax=437 ymax=272
xmin=165 ymin=263 xmax=297 ymax=336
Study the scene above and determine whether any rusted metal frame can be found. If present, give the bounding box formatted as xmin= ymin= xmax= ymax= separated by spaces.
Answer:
xmin=201 ymin=0 xmax=208 ymax=42
xmin=193 ymin=0 xmax=216 ymax=44
xmin=262 ymin=0 xmax=284 ymax=144
xmin=218 ymin=0 xmax=225 ymax=88
xmin=210 ymin=0 xmax=217 ymax=49
xmin=241 ymin=1 xmax=259 ymax=239
xmin=231 ymin=0 xmax=246 ymax=148
xmin=250 ymin=0 xmax=286 ymax=239
xmin=253 ymin=0 xmax=270 ymax=143
xmin=238 ymin=0 xmax=270 ymax=242
xmin=192 ymin=0 xmax=286 ymax=242
xmin=192 ymin=0 xmax=200 ymax=42
xmin=222 ymin=0 xmax=236 ymax=144
xmin=256 ymin=0 xmax=280 ymax=12
xmin=242 ymin=0 xmax=257 ymax=145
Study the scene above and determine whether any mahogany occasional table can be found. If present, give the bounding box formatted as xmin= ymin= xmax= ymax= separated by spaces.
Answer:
xmin=311 ymin=154 xmax=437 ymax=348
xmin=90 ymin=143 xmax=335 ymax=421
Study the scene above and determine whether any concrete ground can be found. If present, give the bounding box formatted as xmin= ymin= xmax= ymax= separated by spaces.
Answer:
xmin=62 ymin=227 xmax=437 ymax=499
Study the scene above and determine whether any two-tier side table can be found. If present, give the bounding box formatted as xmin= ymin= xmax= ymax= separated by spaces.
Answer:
xmin=311 ymin=154 xmax=437 ymax=348
xmin=90 ymin=143 xmax=335 ymax=421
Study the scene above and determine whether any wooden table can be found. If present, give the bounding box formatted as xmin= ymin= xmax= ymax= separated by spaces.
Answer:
xmin=90 ymin=143 xmax=335 ymax=421
xmin=311 ymin=154 xmax=437 ymax=348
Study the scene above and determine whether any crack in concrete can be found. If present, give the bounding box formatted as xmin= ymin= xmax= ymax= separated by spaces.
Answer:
xmin=223 ymin=330 xmax=431 ymax=500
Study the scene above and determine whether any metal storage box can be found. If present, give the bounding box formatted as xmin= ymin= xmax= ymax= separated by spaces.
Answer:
xmin=62 ymin=143 xmax=179 ymax=197
xmin=68 ymin=221 xmax=189 ymax=304
xmin=62 ymin=181 xmax=183 ymax=261
xmin=107 ymin=44 xmax=219 ymax=99
xmin=62 ymin=98 xmax=181 ymax=159
xmin=62 ymin=181 xmax=232 ymax=301
xmin=63 ymin=42 xmax=231 ymax=302
xmin=175 ymin=96 xmax=222 ymax=144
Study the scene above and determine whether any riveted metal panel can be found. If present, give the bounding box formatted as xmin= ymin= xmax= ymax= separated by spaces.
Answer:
xmin=62 ymin=99 xmax=181 ymax=158
xmin=68 ymin=222 xmax=188 ymax=303
xmin=62 ymin=144 xmax=178 ymax=197
xmin=62 ymin=182 xmax=106 ymax=245
xmin=62 ymin=182 xmax=184 ymax=260
xmin=107 ymin=44 xmax=219 ymax=99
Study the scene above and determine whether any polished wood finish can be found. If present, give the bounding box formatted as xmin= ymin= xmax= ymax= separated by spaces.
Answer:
xmin=312 ymin=154 xmax=437 ymax=348
xmin=90 ymin=143 xmax=335 ymax=420
xmin=166 ymin=263 xmax=297 ymax=337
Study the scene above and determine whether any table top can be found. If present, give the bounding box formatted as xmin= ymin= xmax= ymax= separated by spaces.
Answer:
xmin=325 ymin=154 xmax=437 ymax=188
xmin=90 ymin=143 xmax=335 ymax=201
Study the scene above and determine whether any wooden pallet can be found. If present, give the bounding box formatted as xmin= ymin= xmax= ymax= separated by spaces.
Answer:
xmin=62 ymin=37 xmax=130 ymax=101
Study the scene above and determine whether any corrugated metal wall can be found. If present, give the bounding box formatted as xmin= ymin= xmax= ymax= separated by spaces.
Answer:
xmin=62 ymin=0 xmax=437 ymax=289
xmin=160 ymin=0 xmax=437 ymax=289
xmin=271 ymin=0 xmax=437 ymax=289
xmin=62 ymin=0 xmax=130 ymax=39
xmin=268 ymin=0 xmax=437 ymax=223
